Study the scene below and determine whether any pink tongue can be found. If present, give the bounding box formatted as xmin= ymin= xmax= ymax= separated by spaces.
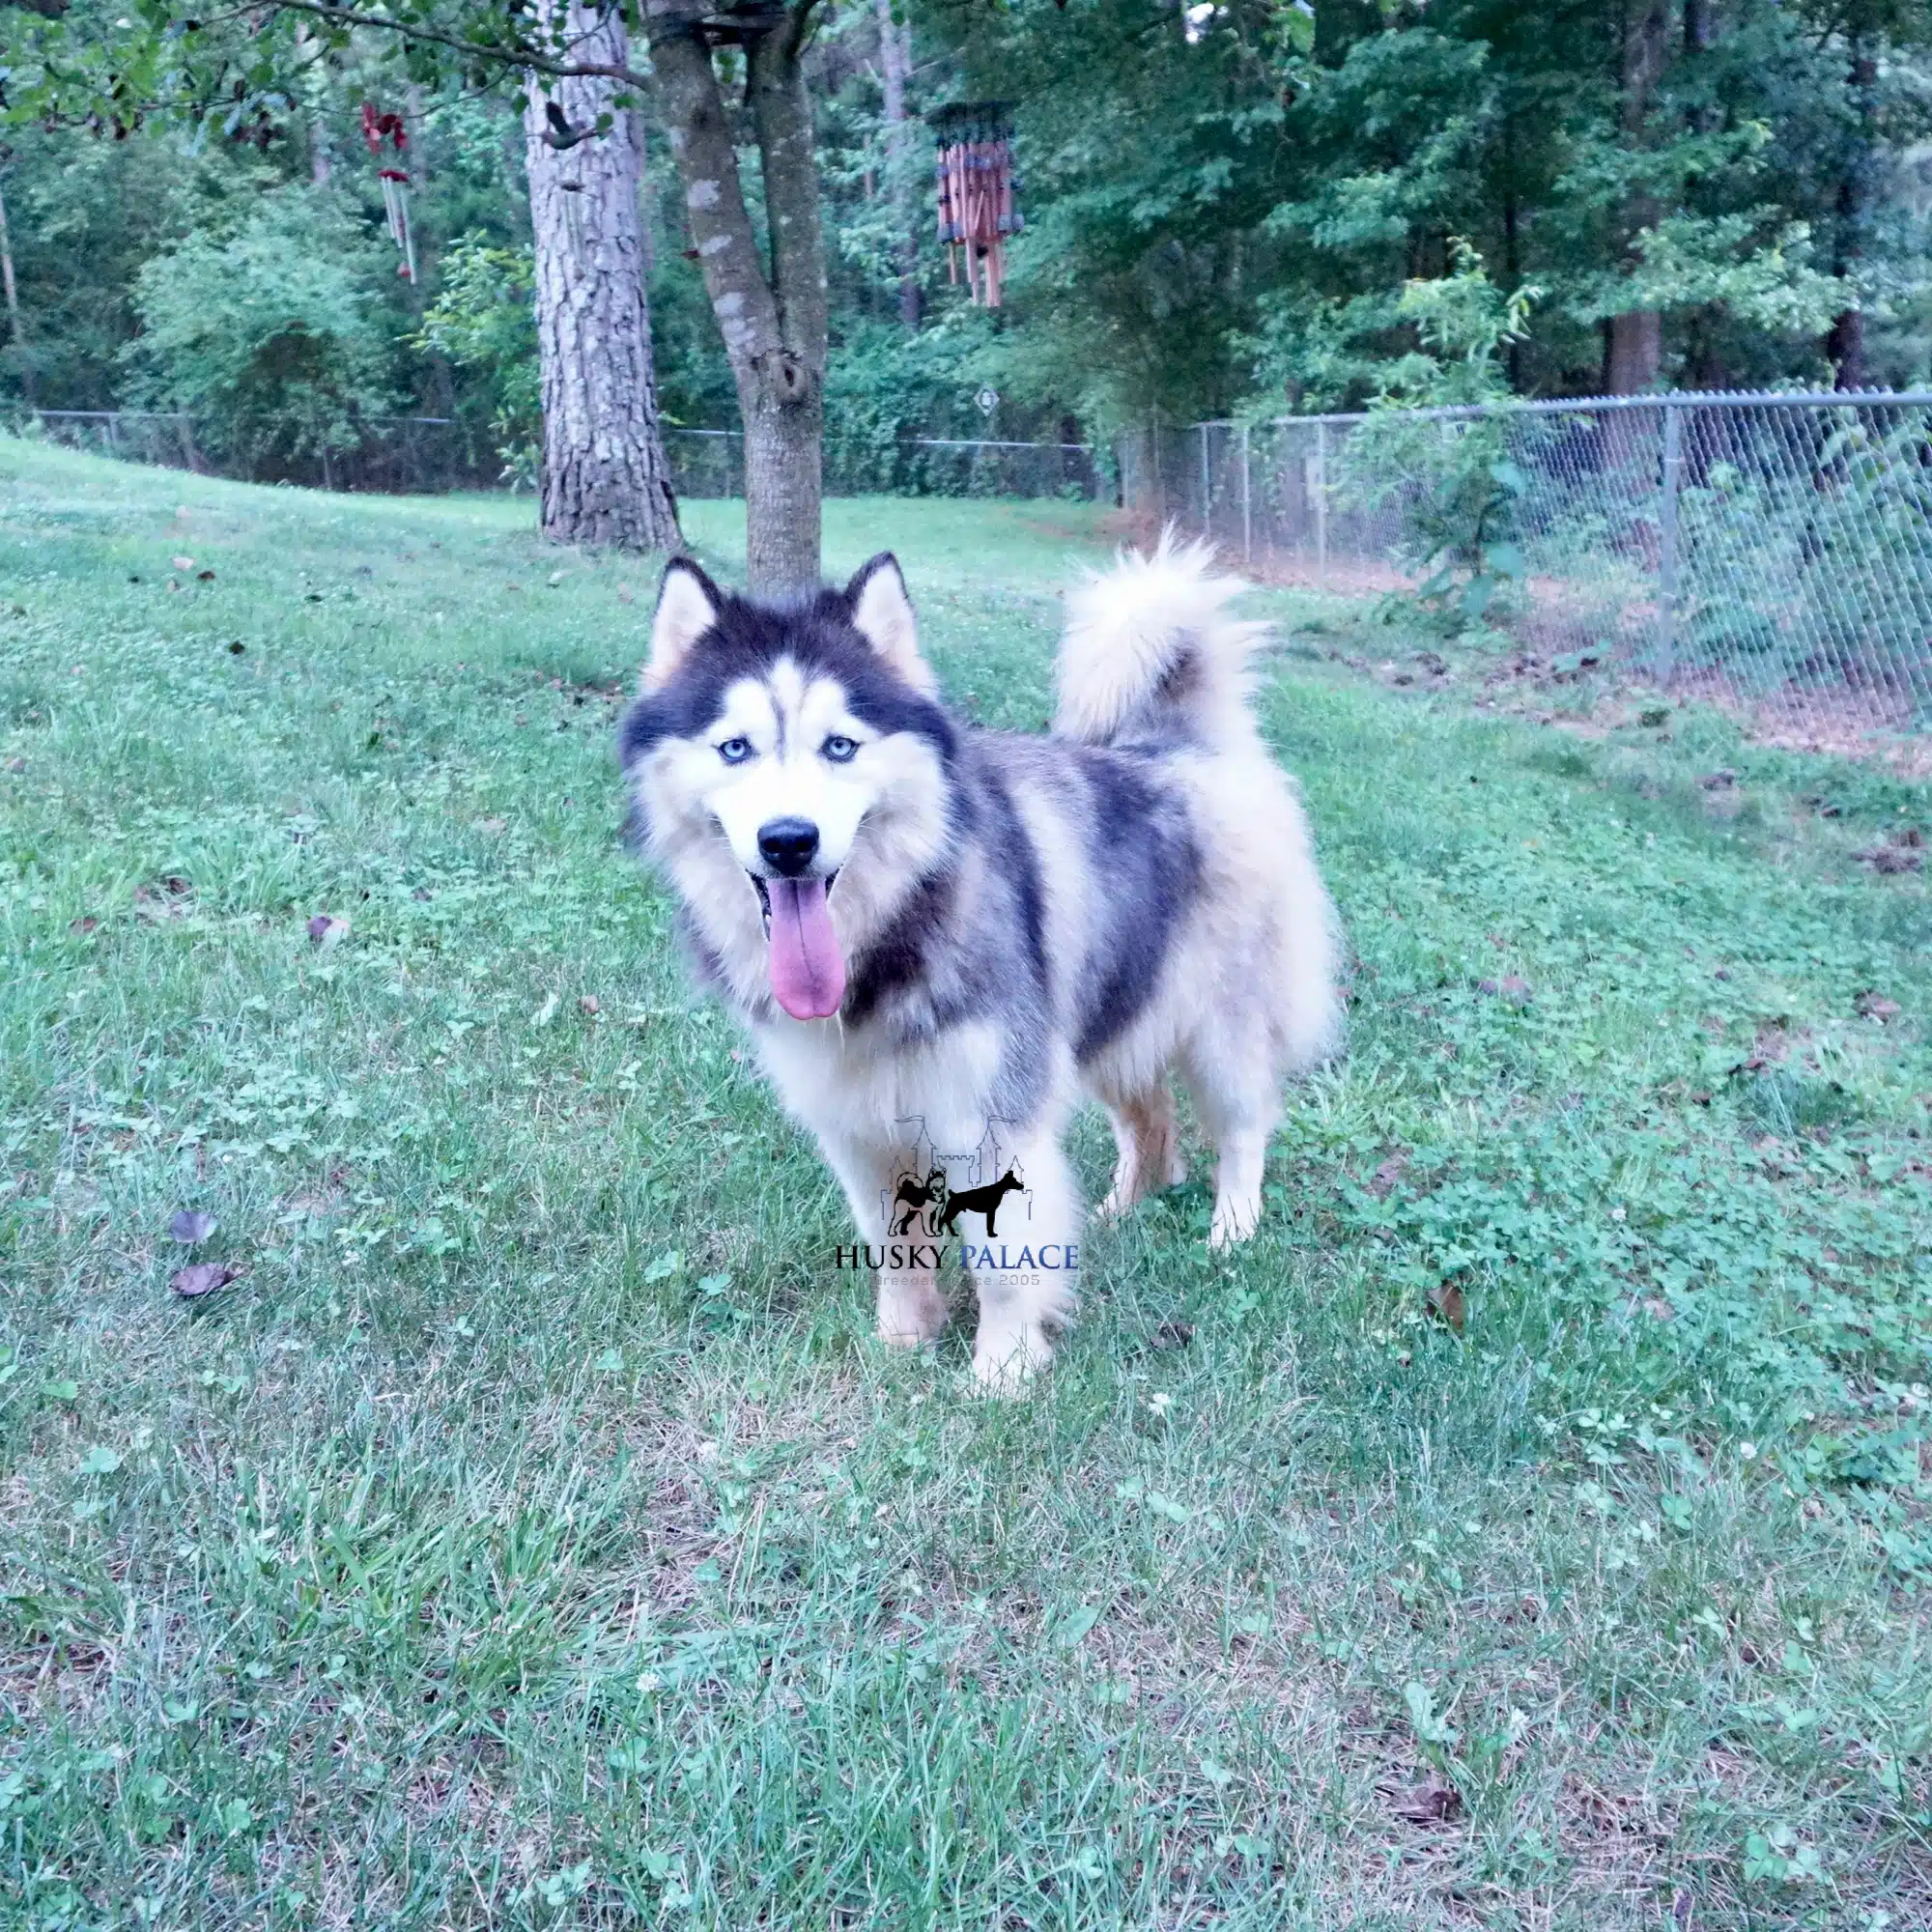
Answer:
xmin=765 ymin=876 xmax=845 ymax=1020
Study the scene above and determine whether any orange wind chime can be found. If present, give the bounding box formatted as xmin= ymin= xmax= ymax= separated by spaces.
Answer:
xmin=933 ymin=103 xmax=1020 ymax=308
xmin=361 ymin=102 xmax=417 ymax=282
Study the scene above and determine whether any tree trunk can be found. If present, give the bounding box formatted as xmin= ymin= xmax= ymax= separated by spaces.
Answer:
xmin=524 ymin=0 xmax=682 ymax=551
xmin=0 ymin=175 xmax=29 ymax=405
xmin=1605 ymin=0 xmax=1668 ymax=393
xmin=876 ymin=0 xmax=920 ymax=330
xmin=650 ymin=0 xmax=829 ymax=596
xmin=1826 ymin=43 xmax=1878 ymax=392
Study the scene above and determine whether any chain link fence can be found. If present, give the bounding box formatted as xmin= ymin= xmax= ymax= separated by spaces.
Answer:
xmin=1122 ymin=393 xmax=1932 ymax=734
xmin=15 ymin=409 xmax=501 ymax=493
xmin=24 ymin=394 xmax=1929 ymax=733
xmin=663 ymin=427 xmax=1102 ymax=501
xmin=13 ymin=410 xmax=1104 ymax=504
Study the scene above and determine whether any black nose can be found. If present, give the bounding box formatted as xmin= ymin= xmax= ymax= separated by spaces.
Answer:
xmin=757 ymin=815 xmax=820 ymax=876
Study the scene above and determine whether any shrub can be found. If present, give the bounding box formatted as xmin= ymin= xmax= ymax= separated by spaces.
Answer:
xmin=121 ymin=191 xmax=399 ymax=480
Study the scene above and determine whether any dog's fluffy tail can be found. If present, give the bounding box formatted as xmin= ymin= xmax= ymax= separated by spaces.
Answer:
xmin=1053 ymin=532 xmax=1267 ymax=752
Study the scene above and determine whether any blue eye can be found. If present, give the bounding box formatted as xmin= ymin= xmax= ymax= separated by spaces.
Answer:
xmin=822 ymin=734 xmax=858 ymax=764
xmin=719 ymin=737 xmax=753 ymax=765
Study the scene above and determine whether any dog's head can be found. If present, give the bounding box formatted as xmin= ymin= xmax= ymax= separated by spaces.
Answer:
xmin=620 ymin=554 xmax=955 ymax=1021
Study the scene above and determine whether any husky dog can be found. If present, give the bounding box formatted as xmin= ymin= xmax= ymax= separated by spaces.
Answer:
xmin=620 ymin=537 xmax=1341 ymax=1390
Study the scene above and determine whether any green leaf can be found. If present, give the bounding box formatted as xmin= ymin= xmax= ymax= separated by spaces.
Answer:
xmin=78 ymin=1445 xmax=123 ymax=1477
xmin=1459 ymin=574 xmax=1496 ymax=618
xmin=1056 ymin=1603 xmax=1104 ymax=1648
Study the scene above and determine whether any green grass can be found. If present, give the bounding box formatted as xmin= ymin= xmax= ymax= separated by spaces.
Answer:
xmin=3 ymin=439 xmax=1930 ymax=1931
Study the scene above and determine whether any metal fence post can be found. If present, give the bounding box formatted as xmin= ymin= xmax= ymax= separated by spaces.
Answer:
xmin=1200 ymin=422 xmax=1212 ymax=538
xmin=1315 ymin=421 xmax=1329 ymax=582
xmin=1240 ymin=424 xmax=1252 ymax=561
xmin=1658 ymin=401 xmax=1682 ymax=680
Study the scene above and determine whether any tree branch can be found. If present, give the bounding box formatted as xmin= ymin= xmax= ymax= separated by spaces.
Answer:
xmin=189 ymin=0 xmax=658 ymax=88
xmin=645 ymin=3 xmax=784 ymax=383
xmin=749 ymin=9 xmax=827 ymax=370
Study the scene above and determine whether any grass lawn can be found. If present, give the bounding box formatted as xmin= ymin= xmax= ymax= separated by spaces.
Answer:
xmin=4 ymin=439 xmax=1931 ymax=1930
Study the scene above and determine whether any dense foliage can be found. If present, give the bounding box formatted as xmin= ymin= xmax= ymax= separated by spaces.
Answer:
xmin=3 ymin=0 xmax=1931 ymax=468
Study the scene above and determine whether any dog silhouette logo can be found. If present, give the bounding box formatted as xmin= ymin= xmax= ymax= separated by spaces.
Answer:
xmin=891 ymin=1166 xmax=948 ymax=1236
xmin=938 ymin=1165 xmax=1025 ymax=1237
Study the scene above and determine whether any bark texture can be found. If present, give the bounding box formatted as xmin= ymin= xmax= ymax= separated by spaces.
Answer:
xmin=1826 ymin=44 xmax=1879 ymax=391
xmin=524 ymin=0 xmax=681 ymax=552
xmin=650 ymin=0 xmax=829 ymax=596
xmin=0 ymin=178 xmax=27 ymax=404
xmin=1605 ymin=0 xmax=1668 ymax=393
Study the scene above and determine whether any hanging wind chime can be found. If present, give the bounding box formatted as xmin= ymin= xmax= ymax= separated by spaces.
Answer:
xmin=360 ymin=102 xmax=417 ymax=283
xmin=933 ymin=103 xmax=1020 ymax=308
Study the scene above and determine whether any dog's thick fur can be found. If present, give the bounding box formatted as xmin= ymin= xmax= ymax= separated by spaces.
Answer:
xmin=620 ymin=537 xmax=1341 ymax=1389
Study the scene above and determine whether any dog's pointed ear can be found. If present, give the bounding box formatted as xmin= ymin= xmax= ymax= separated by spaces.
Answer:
xmin=845 ymin=553 xmax=937 ymax=695
xmin=642 ymin=556 xmax=722 ymax=691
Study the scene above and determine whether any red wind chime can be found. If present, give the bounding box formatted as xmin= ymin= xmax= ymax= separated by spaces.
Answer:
xmin=360 ymin=102 xmax=417 ymax=283
xmin=933 ymin=103 xmax=1020 ymax=308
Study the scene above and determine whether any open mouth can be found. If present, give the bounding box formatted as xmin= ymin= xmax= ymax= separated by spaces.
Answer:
xmin=750 ymin=869 xmax=844 ymax=1021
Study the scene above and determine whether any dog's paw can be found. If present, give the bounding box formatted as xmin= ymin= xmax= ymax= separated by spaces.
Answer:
xmin=1207 ymin=1197 xmax=1261 ymax=1249
xmin=969 ymin=1328 xmax=1052 ymax=1397
xmin=876 ymin=1282 xmax=948 ymax=1349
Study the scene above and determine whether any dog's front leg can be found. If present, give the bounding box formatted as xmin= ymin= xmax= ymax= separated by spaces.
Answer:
xmin=822 ymin=1136 xmax=949 ymax=1349
xmin=963 ymin=1132 xmax=1082 ymax=1395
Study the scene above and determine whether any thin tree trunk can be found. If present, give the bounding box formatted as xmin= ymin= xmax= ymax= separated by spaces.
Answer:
xmin=1826 ymin=43 xmax=1878 ymax=391
xmin=1605 ymin=0 xmax=1668 ymax=393
xmin=0 ymin=176 xmax=32 ymax=405
xmin=650 ymin=0 xmax=829 ymax=595
xmin=876 ymin=0 xmax=920 ymax=330
xmin=524 ymin=0 xmax=682 ymax=550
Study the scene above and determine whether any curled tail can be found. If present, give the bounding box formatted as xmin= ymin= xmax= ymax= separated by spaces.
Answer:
xmin=1053 ymin=533 xmax=1268 ymax=752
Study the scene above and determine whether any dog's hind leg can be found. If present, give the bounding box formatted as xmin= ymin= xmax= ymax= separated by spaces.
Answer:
xmin=1180 ymin=1035 xmax=1280 ymax=1250
xmin=965 ymin=1133 xmax=1082 ymax=1395
xmin=824 ymin=1138 xmax=949 ymax=1349
xmin=1094 ymin=1082 xmax=1184 ymax=1222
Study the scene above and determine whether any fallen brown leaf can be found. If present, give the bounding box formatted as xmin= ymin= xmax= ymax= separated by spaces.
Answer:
xmin=1855 ymin=844 xmax=1923 ymax=874
xmin=579 ymin=994 xmax=601 ymax=1015
xmin=170 ymin=1262 xmax=236 ymax=1299
xmin=1390 ymin=1774 xmax=1462 ymax=1824
xmin=1429 ymin=1281 xmax=1466 ymax=1332
xmin=1855 ymin=991 xmax=1901 ymax=1022
xmin=1368 ymin=1154 xmax=1407 ymax=1199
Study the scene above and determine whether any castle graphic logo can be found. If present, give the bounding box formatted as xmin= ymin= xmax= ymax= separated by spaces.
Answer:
xmin=834 ymin=1118 xmax=1077 ymax=1278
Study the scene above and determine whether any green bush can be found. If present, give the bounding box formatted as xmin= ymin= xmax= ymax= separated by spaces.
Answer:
xmin=121 ymin=191 xmax=398 ymax=480
xmin=413 ymin=234 xmax=542 ymax=489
